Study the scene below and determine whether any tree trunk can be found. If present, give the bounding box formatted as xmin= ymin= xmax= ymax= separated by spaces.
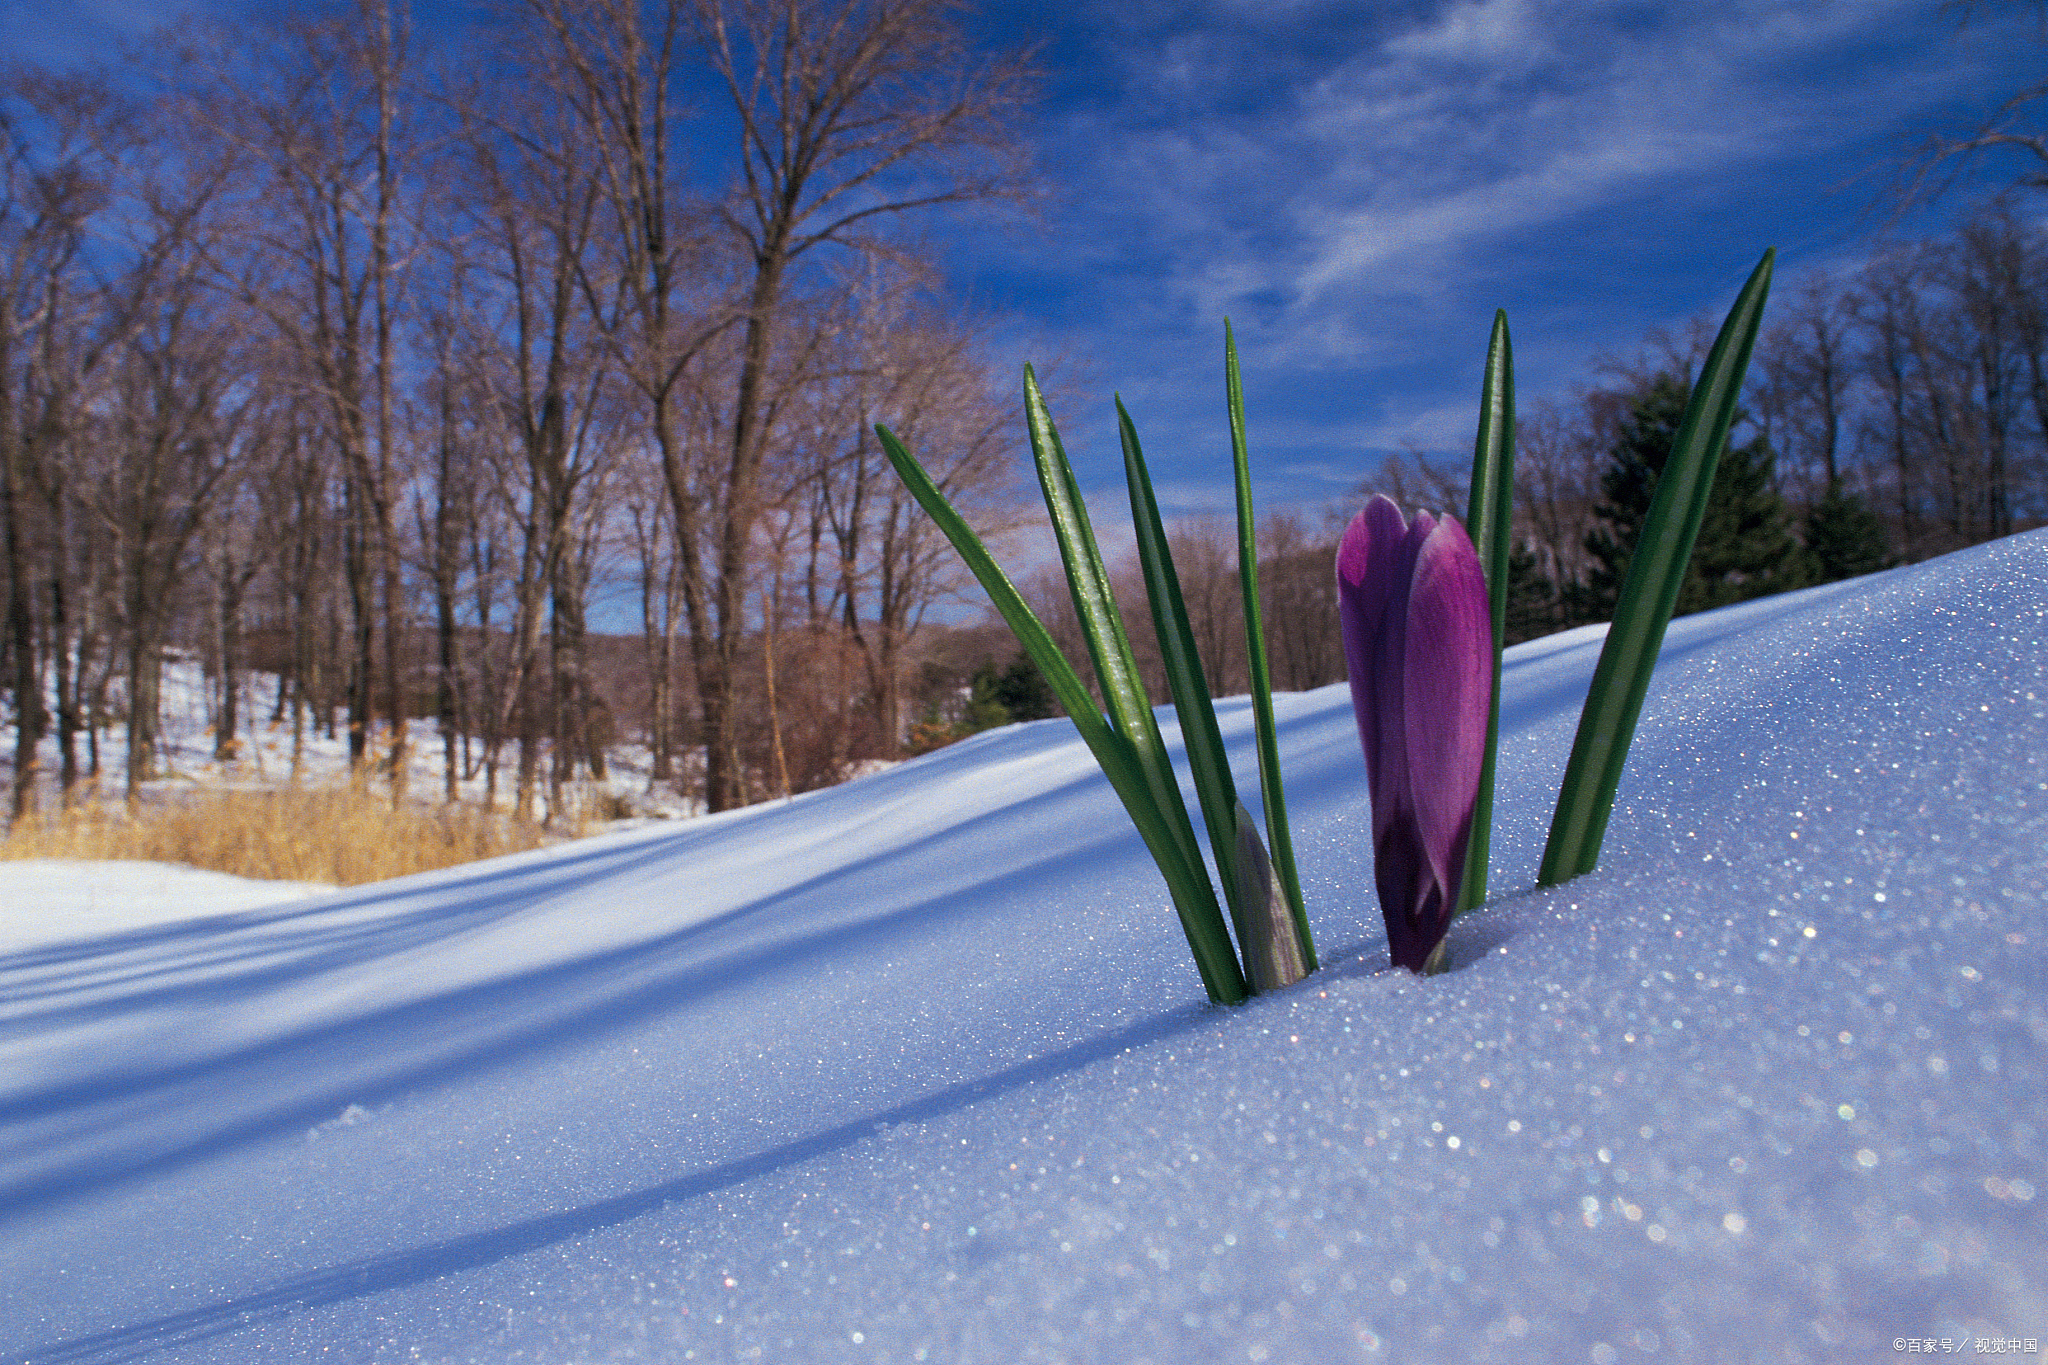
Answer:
xmin=515 ymin=725 xmax=540 ymax=824
xmin=2 ymin=472 xmax=42 ymax=820
xmin=436 ymin=547 xmax=461 ymax=803
xmin=704 ymin=257 xmax=786 ymax=811
xmin=124 ymin=632 xmax=162 ymax=805
xmin=343 ymin=494 xmax=375 ymax=777
xmin=215 ymin=559 xmax=247 ymax=763
xmin=433 ymin=372 xmax=464 ymax=803
xmin=762 ymin=568 xmax=790 ymax=798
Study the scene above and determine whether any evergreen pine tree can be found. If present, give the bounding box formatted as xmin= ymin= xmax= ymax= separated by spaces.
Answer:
xmin=907 ymin=660 xmax=1016 ymax=754
xmin=1687 ymin=429 xmax=1806 ymax=610
xmin=1580 ymin=373 xmax=1806 ymax=620
xmin=963 ymin=662 xmax=1012 ymax=731
xmin=988 ymin=653 xmax=1057 ymax=721
xmin=1503 ymin=544 xmax=1560 ymax=645
xmin=1803 ymin=483 xmax=1891 ymax=583
xmin=1580 ymin=376 xmax=1682 ymax=621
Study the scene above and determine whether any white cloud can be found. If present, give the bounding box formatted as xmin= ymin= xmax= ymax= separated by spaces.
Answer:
xmin=1071 ymin=0 xmax=1978 ymax=353
xmin=1142 ymin=478 xmax=1243 ymax=517
xmin=1384 ymin=0 xmax=1543 ymax=64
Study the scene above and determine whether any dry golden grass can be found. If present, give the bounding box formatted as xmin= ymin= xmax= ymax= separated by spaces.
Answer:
xmin=0 ymin=785 xmax=567 ymax=886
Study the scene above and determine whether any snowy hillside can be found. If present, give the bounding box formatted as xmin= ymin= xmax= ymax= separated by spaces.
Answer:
xmin=0 ymin=531 xmax=2042 ymax=1364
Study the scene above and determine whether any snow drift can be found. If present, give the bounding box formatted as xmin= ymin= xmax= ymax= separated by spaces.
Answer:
xmin=0 ymin=531 xmax=2042 ymax=1363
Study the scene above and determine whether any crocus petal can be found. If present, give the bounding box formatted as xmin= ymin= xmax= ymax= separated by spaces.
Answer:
xmin=1403 ymin=515 xmax=1493 ymax=914
xmin=1367 ymin=511 xmax=1435 ymax=851
xmin=1337 ymin=496 xmax=1418 ymax=846
xmin=1334 ymin=496 xmax=1408 ymax=611
xmin=1338 ymin=496 xmax=1492 ymax=975
xmin=1374 ymin=803 xmax=1442 ymax=972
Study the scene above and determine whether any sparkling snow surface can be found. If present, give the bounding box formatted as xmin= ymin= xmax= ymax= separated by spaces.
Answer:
xmin=0 ymin=533 xmax=2042 ymax=1364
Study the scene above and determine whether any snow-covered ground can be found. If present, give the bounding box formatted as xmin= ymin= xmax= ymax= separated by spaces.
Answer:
xmin=0 ymin=531 xmax=2041 ymax=1364
xmin=0 ymin=861 xmax=332 ymax=954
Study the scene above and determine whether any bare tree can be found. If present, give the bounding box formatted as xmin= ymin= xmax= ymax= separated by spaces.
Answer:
xmin=0 ymin=77 xmax=100 ymax=816
xmin=200 ymin=417 xmax=278 ymax=765
xmin=448 ymin=75 xmax=622 ymax=822
xmin=1951 ymin=209 xmax=2034 ymax=539
xmin=1995 ymin=207 xmax=2048 ymax=496
xmin=517 ymin=0 xmax=730 ymax=811
xmin=415 ymin=282 xmax=479 ymax=803
xmin=1753 ymin=274 xmax=1861 ymax=502
xmin=1253 ymin=510 xmax=1341 ymax=693
xmin=797 ymin=278 xmax=1021 ymax=758
xmin=191 ymin=0 xmax=421 ymax=796
xmin=1163 ymin=516 xmax=1245 ymax=699
xmin=1512 ymin=398 xmax=1605 ymax=597
xmin=1858 ymin=249 xmax=1938 ymax=552
xmin=675 ymin=0 xmax=1036 ymax=810
xmin=1 ymin=71 xmax=232 ymax=812
xmin=625 ymin=485 xmax=687 ymax=789
xmin=1898 ymin=2 xmax=2048 ymax=205
xmin=0 ymin=0 xmax=1056 ymax=825
xmin=1855 ymin=225 xmax=2046 ymax=553
xmin=257 ymin=395 xmax=338 ymax=781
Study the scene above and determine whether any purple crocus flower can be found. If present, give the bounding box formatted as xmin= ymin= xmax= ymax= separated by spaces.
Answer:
xmin=1336 ymin=495 xmax=1493 ymax=974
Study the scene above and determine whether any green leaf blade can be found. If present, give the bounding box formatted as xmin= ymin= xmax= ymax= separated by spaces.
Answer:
xmin=1018 ymin=375 xmax=1248 ymax=1003
xmin=1538 ymin=249 xmax=1775 ymax=885
xmin=878 ymin=422 xmax=1244 ymax=1003
xmin=1118 ymin=398 xmax=1255 ymax=980
xmin=1024 ymin=374 xmax=1206 ymax=877
xmin=876 ymin=424 xmax=1097 ymax=744
xmin=1226 ymin=322 xmax=1315 ymax=970
xmin=1455 ymin=310 xmax=1514 ymax=917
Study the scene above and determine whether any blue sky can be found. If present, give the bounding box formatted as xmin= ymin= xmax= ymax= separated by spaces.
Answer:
xmin=947 ymin=0 xmax=2045 ymax=524
xmin=6 ymin=0 xmax=2042 ymax=536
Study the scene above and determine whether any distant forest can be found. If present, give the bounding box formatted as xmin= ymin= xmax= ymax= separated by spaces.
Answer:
xmin=3 ymin=0 xmax=2042 ymax=825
